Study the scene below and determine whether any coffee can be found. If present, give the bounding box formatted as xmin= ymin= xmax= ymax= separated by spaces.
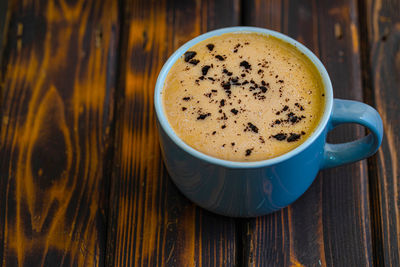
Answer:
xmin=162 ymin=32 xmax=325 ymax=161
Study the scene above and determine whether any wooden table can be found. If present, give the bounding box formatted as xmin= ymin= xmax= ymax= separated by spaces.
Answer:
xmin=0 ymin=0 xmax=399 ymax=266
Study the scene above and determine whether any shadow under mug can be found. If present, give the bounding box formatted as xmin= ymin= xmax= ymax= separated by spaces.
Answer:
xmin=154 ymin=27 xmax=383 ymax=217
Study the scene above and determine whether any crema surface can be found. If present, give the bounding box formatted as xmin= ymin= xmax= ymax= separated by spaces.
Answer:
xmin=163 ymin=32 xmax=325 ymax=161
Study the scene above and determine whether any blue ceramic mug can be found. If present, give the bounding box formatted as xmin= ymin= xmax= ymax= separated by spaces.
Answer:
xmin=154 ymin=27 xmax=383 ymax=217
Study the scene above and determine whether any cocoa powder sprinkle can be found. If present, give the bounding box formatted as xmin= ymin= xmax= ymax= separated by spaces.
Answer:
xmin=184 ymin=51 xmax=197 ymax=62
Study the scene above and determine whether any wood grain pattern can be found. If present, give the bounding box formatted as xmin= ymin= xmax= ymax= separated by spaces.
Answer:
xmin=0 ymin=0 xmax=9 ymax=66
xmin=360 ymin=0 xmax=400 ymax=265
xmin=106 ymin=0 xmax=239 ymax=266
xmin=0 ymin=0 xmax=119 ymax=265
xmin=241 ymin=0 xmax=374 ymax=266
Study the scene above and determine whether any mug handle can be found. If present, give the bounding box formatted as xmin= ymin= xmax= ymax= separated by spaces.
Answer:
xmin=321 ymin=99 xmax=383 ymax=169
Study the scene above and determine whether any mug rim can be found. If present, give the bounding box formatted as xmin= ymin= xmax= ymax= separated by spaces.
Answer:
xmin=154 ymin=26 xmax=333 ymax=169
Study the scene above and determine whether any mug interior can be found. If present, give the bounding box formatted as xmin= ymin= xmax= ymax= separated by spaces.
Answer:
xmin=154 ymin=26 xmax=333 ymax=169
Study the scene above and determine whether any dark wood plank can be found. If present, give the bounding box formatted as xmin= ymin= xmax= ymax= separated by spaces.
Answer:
xmin=0 ymin=0 xmax=9 ymax=65
xmin=360 ymin=0 xmax=400 ymax=265
xmin=0 ymin=0 xmax=119 ymax=265
xmin=106 ymin=0 xmax=239 ymax=266
xmin=242 ymin=0 xmax=374 ymax=266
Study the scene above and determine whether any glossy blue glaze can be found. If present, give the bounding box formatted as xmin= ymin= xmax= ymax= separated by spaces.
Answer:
xmin=157 ymin=119 xmax=328 ymax=217
xmin=154 ymin=27 xmax=383 ymax=217
xmin=322 ymin=99 xmax=383 ymax=169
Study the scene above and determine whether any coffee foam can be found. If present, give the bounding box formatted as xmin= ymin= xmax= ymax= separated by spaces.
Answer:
xmin=163 ymin=32 xmax=325 ymax=161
